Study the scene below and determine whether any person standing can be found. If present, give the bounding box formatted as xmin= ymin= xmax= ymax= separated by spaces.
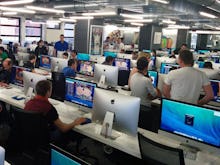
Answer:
xmin=54 ymin=34 xmax=69 ymax=57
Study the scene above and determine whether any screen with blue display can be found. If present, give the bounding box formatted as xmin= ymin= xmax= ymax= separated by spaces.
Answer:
xmin=103 ymin=51 xmax=117 ymax=58
xmin=197 ymin=50 xmax=210 ymax=54
xmin=65 ymin=78 xmax=96 ymax=108
xmin=160 ymin=63 xmax=180 ymax=74
xmin=210 ymin=80 xmax=220 ymax=103
xmin=10 ymin=66 xmax=31 ymax=86
xmin=40 ymin=55 xmax=51 ymax=69
xmin=143 ymin=49 xmax=151 ymax=53
xmin=77 ymin=60 xmax=95 ymax=77
xmin=77 ymin=53 xmax=90 ymax=61
xmin=148 ymin=70 xmax=158 ymax=88
xmin=211 ymin=55 xmax=220 ymax=63
xmin=196 ymin=61 xmax=205 ymax=68
xmin=160 ymin=99 xmax=220 ymax=147
xmin=113 ymin=58 xmax=130 ymax=71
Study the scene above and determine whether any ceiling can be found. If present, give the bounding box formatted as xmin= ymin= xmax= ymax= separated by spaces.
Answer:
xmin=1 ymin=0 xmax=220 ymax=30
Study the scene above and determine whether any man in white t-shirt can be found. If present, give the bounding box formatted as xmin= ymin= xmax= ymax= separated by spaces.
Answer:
xmin=163 ymin=50 xmax=213 ymax=105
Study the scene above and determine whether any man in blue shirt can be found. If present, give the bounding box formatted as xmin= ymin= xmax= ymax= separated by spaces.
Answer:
xmin=54 ymin=34 xmax=69 ymax=56
xmin=62 ymin=59 xmax=77 ymax=77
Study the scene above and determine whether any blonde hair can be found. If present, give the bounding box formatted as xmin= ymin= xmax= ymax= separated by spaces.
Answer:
xmin=137 ymin=52 xmax=151 ymax=60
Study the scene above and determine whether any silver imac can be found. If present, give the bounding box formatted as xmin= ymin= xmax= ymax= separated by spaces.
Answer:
xmin=51 ymin=57 xmax=68 ymax=72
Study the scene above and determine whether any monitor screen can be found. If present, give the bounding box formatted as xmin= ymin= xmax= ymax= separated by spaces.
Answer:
xmin=113 ymin=58 xmax=130 ymax=71
xmin=103 ymin=51 xmax=117 ymax=58
xmin=211 ymin=55 xmax=220 ymax=63
xmin=65 ymin=78 xmax=96 ymax=108
xmin=160 ymin=63 xmax=180 ymax=74
xmin=143 ymin=49 xmax=151 ymax=53
xmin=160 ymin=99 xmax=220 ymax=147
xmin=77 ymin=60 xmax=95 ymax=77
xmin=50 ymin=144 xmax=91 ymax=165
xmin=197 ymin=50 xmax=210 ymax=54
xmin=10 ymin=66 xmax=31 ymax=87
xmin=195 ymin=61 xmax=205 ymax=68
xmin=148 ymin=70 xmax=158 ymax=88
xmin=77 ymin=53 xmax=90 ymax=61
xmin=40 ymin=55 xmax=51 ymax=69
xmin=210 ymin=80 xmax=220 ymax=103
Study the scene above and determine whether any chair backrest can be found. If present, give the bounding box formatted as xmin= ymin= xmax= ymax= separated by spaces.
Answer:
xmin=12 ymin=107 xmax=49 ymax=151
xmin=51 ymin=71 xmax=65 ymax=101
xmin=138 ymin=132 xmax=185 ymax=165
xmin=118 ymin=70 xmax=130 ymax=86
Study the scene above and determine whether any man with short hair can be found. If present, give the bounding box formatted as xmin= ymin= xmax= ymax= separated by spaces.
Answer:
xmin=0 ymin=58 xmax=12 ymax=85
xmin=24 ymin=54 xmax=36 ymax=71
xmin=70 ymin=50 xmax=77 ymax=59
xmin=102 ymin=56 xmax=114 ymax=66
xmin=62 ymin=59 xmax=77 ymax=77
xmin=163 ymin=50 xmax=213 ymax=105
xmin=54 ymin=34 xmax=69 ymax=56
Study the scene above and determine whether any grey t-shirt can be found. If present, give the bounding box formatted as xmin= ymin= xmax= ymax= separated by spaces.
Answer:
xmin=130 ymin=72 xmax=157 ymax=106
xmin=164 ymin=67 xmax=210 ymax=104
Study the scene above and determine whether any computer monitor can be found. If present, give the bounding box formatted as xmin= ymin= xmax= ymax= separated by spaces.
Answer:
xmin=65 ymin=78 xmax=96 ymax=109
xmin=113 ymin=58 xmax=130 ymax=71
xmin=197 ymin=50 xmax=210 ymax=54
xmin=77 ymin=53 xmax=90 ymax=61
xmin=77 ymin=60 xmax=96 ymax=77
xmin=117 ymin=53 xmax=132 ymax=60
xmin=10 ymin=66 xmax=31 ymax=87
xmin=92 ymin=88 xmax=140 ymax=136
xmin=50 ymin=144 xmax=91 ymax=165
xmin=94 ymin=64 xmax=119 ymax=87
xmin=210 ymin=79 xmax=220 ymax=103
xmin=160 ymin=63 xmax=180 ymax=74
xmin=148 ymin=70 xmax=158 ymax=88
xmin=23 ymin=71 xmax=47 ymax=95
xmin=89 ymin=55 xmax=105 ymax=64
xmin=143 ymin=49 xmax=151 ymax=53
xmin=103 ymin=51 xmax=117 ymax=58
xmin=211 ymin=55 xmax=220 ymax=63
xmin=17 ymin=52 xmax=30 ymax=63
xmin=39 ymin=55 xmax=51 ymax=70
xmin=51 ymin=57 xmax=68 ymax=72
xmin=159 ymin=98 xmax=220 ymax=152
xmin=51 ymin=72 xmax=65 ymax=102
xmin=195 ymin=61 xmax=205 ymax=68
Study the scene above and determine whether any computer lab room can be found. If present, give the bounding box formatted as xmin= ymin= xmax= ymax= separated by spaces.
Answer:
xmin=1 ymin=0 xmax=220 ymax=165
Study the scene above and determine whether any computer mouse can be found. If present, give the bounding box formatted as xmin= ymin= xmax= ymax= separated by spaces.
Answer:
xmin=80 ymin=118 xmax=92 ymax=125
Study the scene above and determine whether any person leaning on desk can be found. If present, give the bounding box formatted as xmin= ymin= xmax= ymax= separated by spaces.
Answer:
xmin=163 ymin=50 xmax=214 ymax=105
xmin=23 ymin=54 xmax=36 ymax=72
xmin=24 ymin=80 xmax=86 ymax=144
xmin=0 ymin=58 xmax=12 ymax=87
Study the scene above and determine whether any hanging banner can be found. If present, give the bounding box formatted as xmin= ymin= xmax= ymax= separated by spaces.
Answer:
xmin=89 ymin=25 xmax=103 ymax=55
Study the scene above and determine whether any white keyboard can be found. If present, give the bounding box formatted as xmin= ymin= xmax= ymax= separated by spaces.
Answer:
xmin=49 ymin=99 xmax=60 ymax=105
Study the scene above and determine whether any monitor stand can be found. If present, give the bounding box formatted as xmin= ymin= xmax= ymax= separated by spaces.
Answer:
xmin=100 ymin=111 xmax=121 ymax=140
xmin=54 ymin=65 xmax=59 ymax=72
xmin=179 ymin=143 xmax=200 ymax=160
xmin=97 ymin=75 xmax=108 ymax=89
xmin=24 ymin=87 xmax=34 ymax=104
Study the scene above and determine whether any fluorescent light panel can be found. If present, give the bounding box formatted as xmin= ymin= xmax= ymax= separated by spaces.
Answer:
xmin=0 ymin=0 xmax=34 ymax=5
xmin=54 ymin=4 xmax=98 ymax=8
xmin=131 ymin=23 xmax=144 ymax=26
xmin=59 ymin=18 xmax=77 ymax=22
xmin=2 ymin=12 xmax=17 ymax=15
xmin=168 ymin=25 xmax=190 ymax=29
xmin=162 ymin=20 xmax=176 ymax=24
xmin=120 ymin=14 xmax=143 ymax=19
xmin=199 ymin=11 xmax=217 ymax=18
xmin=152 ymin=0 xmax=169 ymax=4
xmin=26 ymin=5 xmax=64 ymax=14
xmin=0 ymin=6 xmax=35 ymax=14
xmin=82 ymin=11 xmax=116 ymax=16
xmin=124 ymin=19 xmax=153 ymax=23
xmin=70 ymin=16 xmax=94 ymax=20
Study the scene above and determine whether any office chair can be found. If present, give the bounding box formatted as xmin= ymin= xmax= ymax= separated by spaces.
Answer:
xmin=118 ymin=70 xmax=130 ymax=86
xmin=138 ymin=132 xmax=185 ymax=165
xmin=51 ymin=72 xmax=65 ymax=102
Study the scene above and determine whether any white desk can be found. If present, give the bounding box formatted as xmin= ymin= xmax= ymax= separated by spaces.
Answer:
xmin=1 ymin=87 xmax=220 ymax=164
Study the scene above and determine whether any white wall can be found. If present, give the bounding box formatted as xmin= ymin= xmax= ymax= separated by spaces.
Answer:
xmin=44 ymin=22 xmax=64 ymax=43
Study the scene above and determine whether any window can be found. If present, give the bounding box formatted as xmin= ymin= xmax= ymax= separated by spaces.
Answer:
xmin=64 ymin=23 xmax=75 ymax=50
xmin=25 ymin=20 xmax=42 ymax=43
xmin=0 ymin=17 xmax=20 ymax=44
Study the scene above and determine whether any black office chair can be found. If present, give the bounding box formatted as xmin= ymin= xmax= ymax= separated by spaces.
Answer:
xmin=138 ymin=132 xmax=185 ymax=165
xmin=51 ymin=71 xmax=65 ymax=102
xmin=118 ymin=70 xmax=130 ymax=86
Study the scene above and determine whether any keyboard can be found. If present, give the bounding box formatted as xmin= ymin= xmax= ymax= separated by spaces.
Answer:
xmin=48 ymin=99 xmax=60 ymax=105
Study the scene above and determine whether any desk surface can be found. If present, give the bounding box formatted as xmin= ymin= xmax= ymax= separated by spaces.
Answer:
xmin=1 ymin=87 xmax=220 ymax=164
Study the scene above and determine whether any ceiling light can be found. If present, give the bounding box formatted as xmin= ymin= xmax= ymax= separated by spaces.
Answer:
xmin=124 ymin=19 xmax=153 ymax=23
xmin=189 ymin=30 xmax=220 ymax=34
xmin=46 ymin=20 xmax=61 ymax=24
xmin=168 ymin=25 xmax=190 ymax=29
xmin=152 ymin=0 xmax=169 ymax=4
xmin=0 ymin=6 xmax=35 ymax=14
xmin=26 ymin=6 xmax=64 ymax=14
xmin=70 ymin=16 xmax=94 ymax=20
xmin=216 ymin=0 xmax=220 ymax=3
xmin=120 ymin=14 xmax=143 ymax=19
xmin=59 ymin=18 xmax=77 ymax=22
xmin=2 ymin=12 xmax=17 ymax=16
xmin=82 ymin=11 xmax=116 ymax=16
xmin=162 ymin=20 xmax=176 ymax=24
xmin=131 ymin=23 xmax=144 ymax=26
xmin=54 ymin=4 xmax=98 ymax=9
xmin=199 ymin=11 xmax=217 ymax=18
xmin=0 ymin=0 xmax=34 ymax=5
xmin=118 ymin=27 xmax=140 ymax=32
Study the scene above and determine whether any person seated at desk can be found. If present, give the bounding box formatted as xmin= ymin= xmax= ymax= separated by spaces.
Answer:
xmin=102 ymin=56 xmax=114 ymax=66
xmin=70 ymin=50 xmax=77 ymax=59
xmin=24 ymin=80 xmax=86 ymax=144
xmin=0 ymin=58 xmax=12 ymax=87
xmin=62 ymin=59 xmax=77 ymax=77
xmin=130 ymin=57 xmax=160 ymax=107
xmin=62 ymin=52 xmax=69 ymax=59
xmin=24 ymin=54 xmax=36 ymax=72
xmin=163 ymin=50 xmax=214 ymax=105
xmin=204 ymin=62 xmax=213 ymax=69
xmin=0 ymin=47 xmax=8 ymax=65
xmin=132 ymin=51 xmax=138 ymax=60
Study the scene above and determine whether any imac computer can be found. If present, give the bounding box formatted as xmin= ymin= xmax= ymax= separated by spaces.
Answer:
xmin=159 ymin=98 xmax=220 ymax=153
xmin=77 ymin=60 xmax=96 ymax=77
xmin=160 ymin=63 xmax=180 ymax=74
xmin=23 ymin=71 xmax=47 ymax=95
xmin=51 ymin=72 xmax=65 ymax=102
xmin=11 ymin=66 xmax=31 ymax=87
xmin=17 ymin=52 xmax=30 ymax=65
xmin=113 ymin=58 xmax=130 ymax=71
xmin=77 ymin=53 xmax=90 ymax=61
xmin=117 ymin=53 xmax=132 ymax=60
xmin=92 ymin=88 xmax=140 ymax=137
xmin=156 ymin=57 xmax=176 ymax=71
xmin=39 ymin=55 xmax=51 ymax=70
xmin=208 ymin=79 xmax=220 ymax=107
xmin=94 ymin=64 xmax=119 ymax=88
xmin=89 ymin=55 xmax=105 ymax=64
xmin=211 ymin=55 xmax=220 ymax=63
xmin=65 ymin=78 xmax=96 ymax=110
xmin=51 ymin=57 xmax=68 ymax=72
xmin=148 ymin=70 xmax=158 ymax=88
xmin=195 ymin=61 xmax=205 ymax=68
xmin=50 ymin=144 xmax=91 ymax=165
xmin=103 ymin=51 xmax=117 ymax=58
